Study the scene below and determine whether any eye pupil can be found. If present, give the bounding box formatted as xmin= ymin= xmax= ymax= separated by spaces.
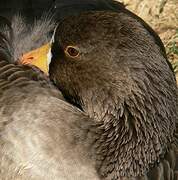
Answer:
xmin=66 ymin=46 xmax=79 ymax=57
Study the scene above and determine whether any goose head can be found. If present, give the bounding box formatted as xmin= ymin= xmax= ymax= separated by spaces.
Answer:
xmin=22 ymin=11 xmax=178 ymax=178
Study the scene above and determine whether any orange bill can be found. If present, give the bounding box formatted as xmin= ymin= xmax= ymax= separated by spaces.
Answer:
xmin=20 ymin=43 xmax=51 ymax=75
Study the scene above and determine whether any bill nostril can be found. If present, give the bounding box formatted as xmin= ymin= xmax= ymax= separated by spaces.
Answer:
xmin=28 ymin=57 xmax=34 ymax=60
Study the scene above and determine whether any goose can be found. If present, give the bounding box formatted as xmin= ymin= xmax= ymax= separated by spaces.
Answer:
xmin=0 ymin=16 xmax=100 ymax=180
xmin=23 ymin=4 xmax=178 ymax=180
xmin=0 ymin=0 xmax=177 ymax=180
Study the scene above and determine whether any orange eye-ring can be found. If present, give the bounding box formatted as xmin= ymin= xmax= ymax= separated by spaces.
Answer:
xmin=65 ymin=46 xmax=80 ymax=58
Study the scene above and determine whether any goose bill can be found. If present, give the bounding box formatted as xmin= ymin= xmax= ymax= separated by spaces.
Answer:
xmin=20 ymin=43 xmax=51 ymax=75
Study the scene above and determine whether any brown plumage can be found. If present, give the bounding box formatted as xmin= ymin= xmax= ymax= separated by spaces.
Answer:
xmin=0 ymin=0 xmax=177 ymax=179
xmin=49 ymin=11 xmax=178 ymax=179
xmin=0 ymin=16 xmax=101 ymax=180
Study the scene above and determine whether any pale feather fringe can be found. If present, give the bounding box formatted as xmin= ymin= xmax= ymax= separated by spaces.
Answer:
xmin=10 ymin=13 xmax=55 ymax=62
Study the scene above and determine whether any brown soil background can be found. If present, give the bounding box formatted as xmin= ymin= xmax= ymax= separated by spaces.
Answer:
xmin=118 ymin=0 xmax=178 ymax=82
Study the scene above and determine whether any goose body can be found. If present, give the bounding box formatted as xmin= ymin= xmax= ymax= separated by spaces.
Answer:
xmin=48 ymin=7 xmax=178 ymax=180
xmin=0 ymin=62 xmax=101 ymax=180
xmin=0 ymin=16 xmax=100 ymax=180
xmin=0 ymin=0 xmax=177 ymax=179
xmin=0 ymin=65 xmax=100 ymax=180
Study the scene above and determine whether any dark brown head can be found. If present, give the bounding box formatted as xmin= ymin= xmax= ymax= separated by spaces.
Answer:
xmin=50 ymin=11 xmax=138 ymax=113
xmin=49 ymin=11 xmax=177 ymax=178
xmin=15 ymin=7 xmax=178 ymax=178
xmin=49 ymin=11 xmax=177 ymax=117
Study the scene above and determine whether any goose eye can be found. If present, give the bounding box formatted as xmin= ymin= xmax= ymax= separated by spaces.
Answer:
xmin=65 ymin=46 xmax=80 ymax=58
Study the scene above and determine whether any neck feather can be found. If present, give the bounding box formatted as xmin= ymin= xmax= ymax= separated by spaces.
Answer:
xmin=80 ymin=84 xmax=175 ymax=177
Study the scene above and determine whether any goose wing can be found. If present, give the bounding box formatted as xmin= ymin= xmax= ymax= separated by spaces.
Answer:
xmin=0 ymin=16 xmax=100 ymax=180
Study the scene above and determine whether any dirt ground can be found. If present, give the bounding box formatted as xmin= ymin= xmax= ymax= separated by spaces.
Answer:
xmin=118 ymin=0 xmax=178 ymax=81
